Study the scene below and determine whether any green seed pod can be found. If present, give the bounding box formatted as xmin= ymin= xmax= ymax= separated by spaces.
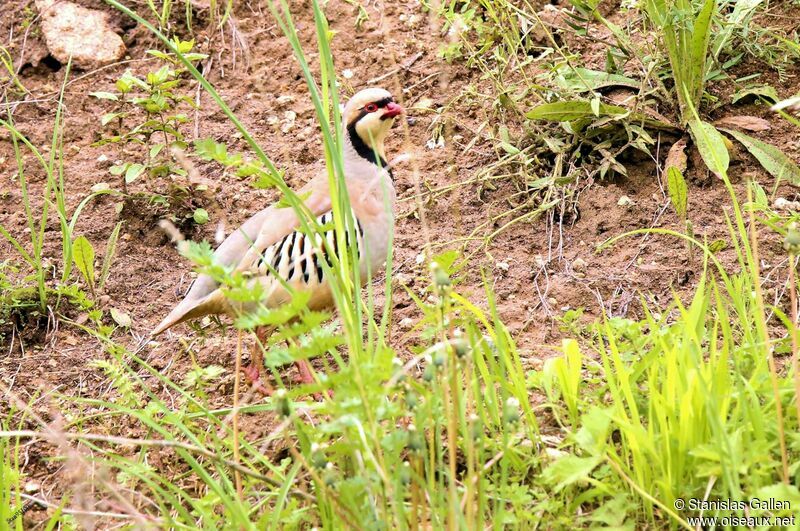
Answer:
xmin=311 ymin=443 xmax=327 ymax=470
xmin=405 ymin=389 xmax=419 ymax=410
xmin=392 ymin=357 xmax=405 ymax=384
xmin=503 ymin=397 xmax=520 ymax=426
xmin=433 ymin=347 xmax=446 ymax=367
xmin=435 ymin=269 xmax=451 ymax=291
xmin=422 ymin=364 xmax=436 ymax=382
xmin=399 ymin=461 xmax=412 ymax=485
xmin=469 ymin=414 xmax=482 ymax=441
xmin=323 ymin=463 xmax=337 ymax=486
xmin=430 ymin=261 xmax=451 ymax=294
xmin=451 ymin=338 xmax=469 ymax=359
xmin=785 ymin=224 xmax=800 ymax=254
xmin=407 ymin=425 xmax=425 ymax=453
xmin=274 ymin=389 xmax=291 ymax=418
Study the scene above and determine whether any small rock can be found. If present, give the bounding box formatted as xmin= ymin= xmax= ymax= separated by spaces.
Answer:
xmin=426 ymin=137 xmax=445 ymax=150
xmin=394 ymin=272 xmax=413 ymax=286
xmin=275 ymin=95 xmax=295 ymax=107
xmin=24 ymin=481 xmax=40 ymax=494
xmin=280 ymin=111 xmax=297 ymax=134
xmin=35 ymin=0 xmax=126 ymax=70
xmin=342 ymin=69 xmax=354 ymax=79
xmin=547 ymin=297 xmax=557 ymax=306
xmin=572 ymin=257 xmax=587 ymax=272
xmin=617 ymin=195 xmax=634 ymax=207
xmin=399 ymin=317 xmax=414 ymax=329
xmin=495 ymin=261 xmax=509 ymax=273
xmin=774 ymin=197 xmax=800 ymax=211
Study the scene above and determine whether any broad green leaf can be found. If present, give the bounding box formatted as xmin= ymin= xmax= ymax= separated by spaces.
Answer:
xmin=125 ymin=163 xmax=145 ymax=184
xmin=687 ymin=0 xmax=715 ymax=105
xmin=72 ymin=235 xmax=95 ymax=289
xmin=554 ymin=67 xmax=640 ymax=92
xmin=149 ymin=143 xmax=165 ymax=159
xmin=183 ymin=53 xmax=209 ymax=62
xmin=667 ymin=166 xmax=688 ymax=220
xmin=731 ymin=85 xmax=780 ymax=104
xmin=99 ymin=221 xmax=122 ymax=291
xmin=110 ymin=307 xmax=132 ymax=328
xmin=750 ymin=181 xmax=768 ymax=208
xmin=574 ymin=407 xmax=611 ymax=455
xmin=89 ymin=91 xmax=119 ymax=101
xmin=193 ymin=208 xmax=209 ymax=225
xmin=722 ymin=128 xmax=800 ymax=186
xmin=109 ymin=163 xmax=127 ymax=176
xmin=542 ymin=454 xmax=602 ymax=492
xmin=101 ymin=112 xmax=124 ymax=126
xmin=590 ymin=96 xmax=601 ymax=117
xmin=526 ymin=100 xmax=629 ymax=122
xmin=688 ymin=120 xmax=729 ymax=175
xmin=176 ymin=39 xmax=195 ymax=53
xmin=194 ymin=137 xmax=242 ymax=166
xmin=708 ymin=239 xmax=727 ymax=253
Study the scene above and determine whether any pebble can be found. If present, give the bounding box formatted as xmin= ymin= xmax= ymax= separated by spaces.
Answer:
xmin=617 ymin=195 xmax=634 ymax=207
xmin=496 ymin=261 xmax=509 ymax=273
xmin=400 ymin=317 xmax=414 ymax=328
xmin=572 ymin=257 xmax=587 ymax=272
xmin=774 ymin=197 xmax=800 ymax=211
xmin=35 ymin=0 xmax=126 ymax=70
xmin=394 ymin=272 xmax=413 ymax=286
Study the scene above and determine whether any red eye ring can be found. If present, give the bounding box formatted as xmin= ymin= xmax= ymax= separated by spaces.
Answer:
xmin=364 ymin=103 xmax=378 ymax=113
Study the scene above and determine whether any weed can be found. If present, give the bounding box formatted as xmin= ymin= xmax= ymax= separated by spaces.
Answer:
xmin=91 ymin=39 xmax=211 ymax=227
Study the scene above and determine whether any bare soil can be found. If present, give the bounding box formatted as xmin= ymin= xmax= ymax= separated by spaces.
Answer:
xmin=1 ymin=0 xmax=799 ymax=526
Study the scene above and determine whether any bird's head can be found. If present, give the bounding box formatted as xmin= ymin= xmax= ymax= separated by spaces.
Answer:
xmin=343 ymin=87 xmax=404 ymax=167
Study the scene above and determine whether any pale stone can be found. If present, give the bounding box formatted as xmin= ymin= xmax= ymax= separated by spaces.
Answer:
xmin=36 ymin=0 xmax=126 ymax=70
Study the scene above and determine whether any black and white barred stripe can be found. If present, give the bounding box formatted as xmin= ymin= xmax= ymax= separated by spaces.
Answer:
xmin=257 ymin=211 xmax=364 ymax=286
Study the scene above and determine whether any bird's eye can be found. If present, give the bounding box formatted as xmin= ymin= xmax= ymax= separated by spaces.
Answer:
xmin=365 ymin=103 xmax=378 ymax=113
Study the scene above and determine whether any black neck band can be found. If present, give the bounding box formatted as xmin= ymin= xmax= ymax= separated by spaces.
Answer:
xmin=347 ymin=110 xmax=388 ymax=168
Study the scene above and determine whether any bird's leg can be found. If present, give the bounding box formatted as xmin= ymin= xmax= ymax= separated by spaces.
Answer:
xmin=294 ymin=359 xmax=315 ymax=385
xmin=294 ymin=357 xmax=333 ymax=401
xmin=244 ymin=327 xmax=273 ymax=396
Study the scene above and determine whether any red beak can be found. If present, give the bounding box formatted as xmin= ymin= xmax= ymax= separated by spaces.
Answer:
xmin=381 ymin=101 xmax=404 ymax=120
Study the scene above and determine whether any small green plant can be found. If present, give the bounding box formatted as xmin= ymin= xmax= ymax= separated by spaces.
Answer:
xmin=145 ymin=0 xmax=235 ymax=34
xmin=528 ymin=0 xmax=800 ymax=201
xmin=92 ymin=40 xmax=206 ymax=191
xmin=91 ymin=39 xmax=213 ymax=226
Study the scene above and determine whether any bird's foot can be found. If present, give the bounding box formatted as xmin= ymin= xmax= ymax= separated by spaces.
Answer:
xmin=295 ymin=360 xmax=330 ymax=401
xmin=243 ymin=363 xmax=273 ymax=396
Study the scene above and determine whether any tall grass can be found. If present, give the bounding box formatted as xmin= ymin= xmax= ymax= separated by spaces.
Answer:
xmin=1 ymin=0 xmax=798 ymax=529
xmin=535 ymin=99 xmax=799 ymax=527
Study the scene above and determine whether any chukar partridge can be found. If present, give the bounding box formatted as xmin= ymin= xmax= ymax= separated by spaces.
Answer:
xmin=151 ymin=87 xmax=403 ymax=389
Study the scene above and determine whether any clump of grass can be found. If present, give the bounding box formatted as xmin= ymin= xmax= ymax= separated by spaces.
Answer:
xmin=533 ymin=116 xmax=799 ymax=527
